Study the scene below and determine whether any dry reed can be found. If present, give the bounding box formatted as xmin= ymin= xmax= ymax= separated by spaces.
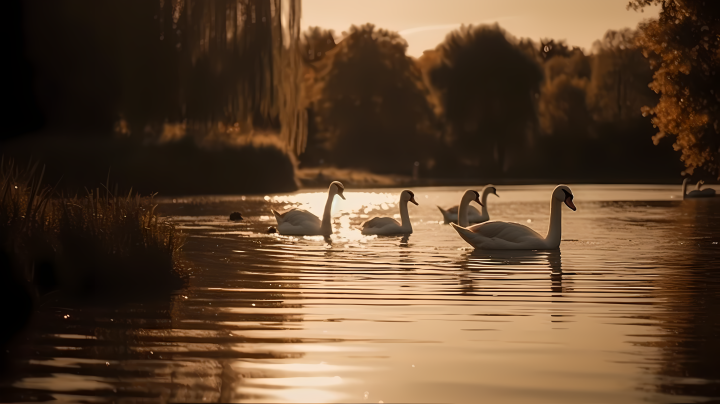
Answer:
xmin=0 ymin=158 xmax=186 ymax=302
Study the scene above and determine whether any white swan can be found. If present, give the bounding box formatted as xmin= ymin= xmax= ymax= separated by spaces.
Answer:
xmin=361 ymin=190 xmax=418 ymax=235
xmin=455 ymin=190 xmax=484 ymax=227
xmin=451 ymin=185 xmax=576 ymax=250
xmin=438 ymin=185 xmax=498 ymax=224
xmin=683 ymin=178 xmax=716 ymax=198
xmin=271 ymin=181 xmax=345 ymax=235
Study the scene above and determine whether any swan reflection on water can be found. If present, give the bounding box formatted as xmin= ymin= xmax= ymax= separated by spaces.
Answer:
xmin=463 ymin=249 xmax=562 ymax=273
xmin=459 ymin=249 xmax=567 ymax=294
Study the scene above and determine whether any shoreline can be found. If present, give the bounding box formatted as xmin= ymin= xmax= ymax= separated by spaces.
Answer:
xmin=297 ymin=167 xmax=687 ymax=190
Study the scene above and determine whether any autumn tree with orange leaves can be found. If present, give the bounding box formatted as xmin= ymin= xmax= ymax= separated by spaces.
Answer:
xmin=631 ymin=0 xmax=720 ymax=177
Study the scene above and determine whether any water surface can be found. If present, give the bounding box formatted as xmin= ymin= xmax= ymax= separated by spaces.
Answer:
xmin=2 ymin=185 xmax=719 ymax=403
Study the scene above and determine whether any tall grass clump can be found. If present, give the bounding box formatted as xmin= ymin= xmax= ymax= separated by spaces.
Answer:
xmin=0 ymin=158 xmax=186 ymax=303
xmin=56 ymin=187 xmax=184 ymax=300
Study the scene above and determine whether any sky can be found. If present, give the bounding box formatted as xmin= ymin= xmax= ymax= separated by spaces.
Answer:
xmin=301 ymin=0 xmax=660 ymax=58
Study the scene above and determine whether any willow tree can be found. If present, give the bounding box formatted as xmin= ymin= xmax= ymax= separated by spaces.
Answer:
xmin=630 ymin=0 xmax=720 ymax=177
xmin=154 ymin=0 xmax=307 ymax=154
xmin=26 ymin=0 xmax=307 ymax=154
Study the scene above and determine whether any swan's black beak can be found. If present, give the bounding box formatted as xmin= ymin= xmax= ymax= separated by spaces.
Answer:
xmin=564 ymin=195 xmax=576 ymax=211
xmin=410 ymin=196 xmax=419 ymax=205
xmin=474 ymin=196 xmax=483 ymax=206
xmin=338 ymin=192 xmax=346 ymax=200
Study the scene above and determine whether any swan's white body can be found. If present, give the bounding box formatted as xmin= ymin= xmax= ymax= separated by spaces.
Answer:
xmin=683 ymin=178 xmax=716 ymax=199
xmin=438 ymin=185 xmax=498 ymax=224
xmin=361 ymin=190 xmax=418 ymax=235
xmin=272 ymin=181 xmax=345 ymax=235
xmin=438 ymin=205 xmax=482 ymax=223
xmin=438 ymin=185 xmax=498 ymax=227
xmin=438 ymin=185 xmax=497 ymax=223
xmin=451 ymin=185 xmax=576 ymax=250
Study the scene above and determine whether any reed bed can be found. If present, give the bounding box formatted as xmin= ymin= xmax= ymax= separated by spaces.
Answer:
xmin=0 ymin=158 xmax=186 ymax=302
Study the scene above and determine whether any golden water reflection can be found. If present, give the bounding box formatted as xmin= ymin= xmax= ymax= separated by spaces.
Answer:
xmin=2 ymin=185 xmax=719 ymax=403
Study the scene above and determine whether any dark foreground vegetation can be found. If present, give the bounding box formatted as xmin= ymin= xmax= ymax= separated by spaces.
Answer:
xmin=0 ymin=160 xmax=185 ymax=371
xmin=1 ymin=133 xmax=299 ymax=196
xmin=3 ymin=0 xmax=304 ymax=195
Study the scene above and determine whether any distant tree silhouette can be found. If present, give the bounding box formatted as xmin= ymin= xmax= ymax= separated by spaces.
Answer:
xmin=427 ymin=24 xmax=543 ymax=174
xmin=531 ymin=27 xmax=679 ymax=180
xmin=587 ymin=29 xmax=656 ymax=123
xmin=543 ymin=51 xmax=591 ymax=82
xmin=298 ymin=27 xmax=337 ymax=165
xmin=301 ymin=27 xmax=336 ymax=64
xmin=310 ymin=24 xmax=438 ymax=174
xmin=539 ymin=75 xmax=592 ymax=138
xmin=538 ymin=29 xmax=654 ymax=139
xmin=631 ymin=0 xmax=720 ymax=177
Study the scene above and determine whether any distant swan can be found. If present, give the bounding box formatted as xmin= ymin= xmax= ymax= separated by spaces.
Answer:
xmin=451 ymin=185 xmax=576 ymax=250
xmin=361 ymin=190 xmax=418 ymax=235
xmin=683 ymin=178 xmax=716 ymax=199
xmin=438 ymin=185 xmax=497 ymax=224
xmin=272 ymin=181 xmax=345 ymax=235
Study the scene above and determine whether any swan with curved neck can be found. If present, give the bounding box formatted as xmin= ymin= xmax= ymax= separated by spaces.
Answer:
xmin=451 ymin=185 xmax=576 ymax=250
xmin=361 ymin=190 xmax=418 ymax=235
xmin=682 ymin=178 xmax=716 ymax=199
xmin=272 ymin=181 xmax=345 ymax=235
xmin=438 ymin=185 xmax=497 ymax=224
xmin=457 ymin=190 xmax=485 ymax=227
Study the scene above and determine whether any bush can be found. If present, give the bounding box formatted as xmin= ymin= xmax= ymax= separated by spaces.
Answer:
xmin=1 ymin=133 xmax=299 ymax=196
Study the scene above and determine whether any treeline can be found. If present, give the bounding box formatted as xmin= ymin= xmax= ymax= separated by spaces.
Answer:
xmin=300 ymin=23 xmax=684 ymax=181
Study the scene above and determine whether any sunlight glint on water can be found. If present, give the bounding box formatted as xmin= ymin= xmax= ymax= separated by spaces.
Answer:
xmin=2 ymin=185 xmax=719 ymax=403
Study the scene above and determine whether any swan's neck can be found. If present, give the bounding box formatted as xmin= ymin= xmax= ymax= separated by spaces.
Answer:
xmin=399 ymin=199 xmax=412 ymax=230
xmin=320 ymin=192 xmax=335 ymax=234
xmin=682 ymin=180 xmax=688 ymax=199
xmin=480 ymin=190 xmax=491 ymax=219
xmin=545 ymin=197 xmax=563 ymax=248
xmin=458 ymin=193 xmax=474 ymax=227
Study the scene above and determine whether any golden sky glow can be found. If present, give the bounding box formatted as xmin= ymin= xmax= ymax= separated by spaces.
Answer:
xmin=302 ymin=0 xmax=660 ymax=57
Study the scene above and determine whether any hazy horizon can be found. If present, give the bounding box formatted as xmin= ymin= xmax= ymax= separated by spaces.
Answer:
xmin=302 ymin=0 xmax=661 ymax=57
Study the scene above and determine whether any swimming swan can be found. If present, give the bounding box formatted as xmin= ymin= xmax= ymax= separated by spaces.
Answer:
xmin=438 ymin=185 xmax=498 ymax=224
xmin=683 ymin=178 xmax=716 ymax=199
xmin=451 ymin=185 xmax=576 ymax=250
xmin=456 ymin=189 xmax=485 ymax=227
xmin=361 ymin=190 xmax=418 ymax=235
xmin=271 ymin=181 xmax=345 ymax=235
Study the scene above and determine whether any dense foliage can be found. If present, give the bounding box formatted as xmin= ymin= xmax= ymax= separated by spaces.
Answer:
xmin=631 ymin=0 xmax=720 ymax=177
xmin=307 ymin=24 xmax=438 ymax=174
xmin=428 ymin=24 xmax=543 ymax=174
xmin=302 ymin=21 xmax=682 ymax=180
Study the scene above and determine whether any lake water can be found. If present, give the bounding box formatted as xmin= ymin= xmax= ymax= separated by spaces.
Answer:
xmin=2 ymin=185 xmax=719 ymax=403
